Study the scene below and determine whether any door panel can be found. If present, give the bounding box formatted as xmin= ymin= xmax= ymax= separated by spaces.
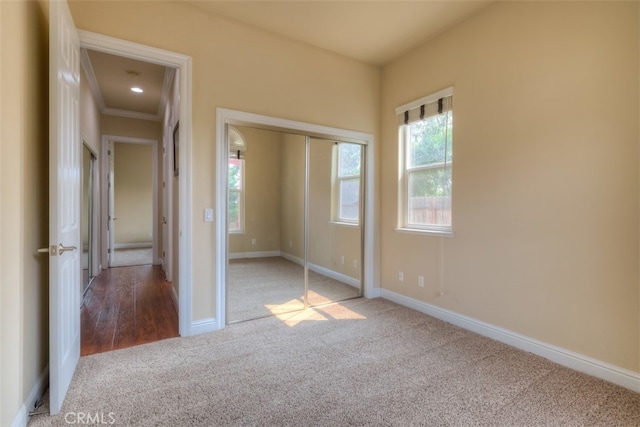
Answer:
xmin=49 ymin=0 xmax=81 ymax=415
xmin=307 ymin=138 xmax=362 ymax=307
xmin=226 ymin=127 xmax=306 ymax=323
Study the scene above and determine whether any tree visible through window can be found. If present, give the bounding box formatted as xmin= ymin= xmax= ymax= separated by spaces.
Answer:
xmin=399 ymin=90 xmax=453 ymax=232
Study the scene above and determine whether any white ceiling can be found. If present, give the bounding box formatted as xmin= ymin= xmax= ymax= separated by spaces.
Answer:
xmin=184 ymin=0 xmax=493 ymax=66
xmin=83 ymin=1 xmax=493 ymax=120
xmin=81 ymin=48 xmax=173 ymax=121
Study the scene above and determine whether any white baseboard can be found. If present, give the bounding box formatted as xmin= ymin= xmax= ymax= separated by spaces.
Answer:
xmin=113 ymin=242 xmax=152 ymax=250
xmin=280 ymin=252 xmax=303 ymax=266
xmin=308 ymin=263 xmax=360 ymax=288
xmin=367 ymin=287 xmax=382 ymax=298
xmin=11 ymin=365 xmax=49 ymax=427
xmin=279 ymin=252 xmax=360 ymax=288
xmin=190 ymin=317 xmax=220 ymax=336
xmin=380 ymin=289 xmax=640 ymax=393
xmin=228 ymin=251 xmax=280 ymax=260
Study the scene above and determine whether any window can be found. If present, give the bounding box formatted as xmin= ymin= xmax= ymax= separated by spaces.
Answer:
xmin=397 ymin=88 xmax=453 ymax=233
xmin=228 ymin=126 xmax=246 ymax=233
xmin=333 ymin=142 xmax=362 ymax=224
xmin=228 ymin=158 xmax=244 ymax=233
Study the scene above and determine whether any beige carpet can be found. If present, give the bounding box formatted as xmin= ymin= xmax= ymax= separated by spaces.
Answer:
xmin=29 ymin=298 xmax=639 ymax=426
xmin=227 ymin=257 xmax=360 ymax=323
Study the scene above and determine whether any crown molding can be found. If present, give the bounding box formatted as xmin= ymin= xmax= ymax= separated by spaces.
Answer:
xmin=80 ymin=47 xmax=166 ymax=122
xmin=79 ymin=47 xmax=107 ymax=112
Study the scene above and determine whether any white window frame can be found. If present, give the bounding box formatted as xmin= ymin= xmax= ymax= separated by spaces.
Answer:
xmin=228 ymin=157 xmax=245 ymax=234
xmin=332 ymin=143 xmax=361 ymax=225
xmin=396 ymin=87 xmax=454 ymax=236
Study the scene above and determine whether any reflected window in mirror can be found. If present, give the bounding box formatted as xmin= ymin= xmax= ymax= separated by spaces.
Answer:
xmin=228 ymin=157 xmax=244 ymax=233
xmin=332 ymin=143 xmax=361 ymax=224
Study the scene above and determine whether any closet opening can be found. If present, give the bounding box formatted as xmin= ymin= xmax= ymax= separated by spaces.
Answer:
xmin=215 ymin=109 xmax=375 ymax=326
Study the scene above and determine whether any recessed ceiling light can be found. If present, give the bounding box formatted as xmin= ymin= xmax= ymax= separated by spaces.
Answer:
xmin=131 ymin=87 xmax=143 ymax=93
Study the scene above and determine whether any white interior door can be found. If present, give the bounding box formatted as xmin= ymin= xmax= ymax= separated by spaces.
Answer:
xmin=48 ymin=0 xmax=81 ymax=415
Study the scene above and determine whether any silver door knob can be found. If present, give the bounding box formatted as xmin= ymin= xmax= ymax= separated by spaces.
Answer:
xmin=36 ymin=243 xmax=77 ymax=256
xmin=58 ymin=243 xmax=77 ymax=255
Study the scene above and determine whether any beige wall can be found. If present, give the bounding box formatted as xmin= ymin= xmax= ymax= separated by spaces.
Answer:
xmin=279 ymin=133 xmax=307 ymax=260
xmin=68 ymin=0 xmax=381 ymax=321
xmin=101 ymin=115 xmax=162 ymax=142
xmin=229 ymin=126 xmax=282 ymax=254
xmin=113 ymin=142 xmax=153 ymax=245
xmin=381 ymin=1 xmax=639 ymax=372
xmin=0 ymin=0 xmax=49 ymax=425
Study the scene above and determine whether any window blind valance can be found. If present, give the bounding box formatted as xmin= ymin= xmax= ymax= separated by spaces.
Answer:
xmin=394 ymin=87 xmax=453 ymax=126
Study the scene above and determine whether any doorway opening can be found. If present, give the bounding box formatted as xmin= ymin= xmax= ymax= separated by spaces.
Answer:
xmin=104 ymin=137 xmax=159 ymax=268
xmin=78 ymin=29 xmax=192 ymax=346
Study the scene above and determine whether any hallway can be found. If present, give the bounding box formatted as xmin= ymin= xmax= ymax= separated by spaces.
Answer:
xmin=81 ymin=265 xmax=179 ymax=356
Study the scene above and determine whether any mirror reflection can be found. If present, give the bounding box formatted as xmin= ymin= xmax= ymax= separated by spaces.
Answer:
xmin=226 ymin=126 xmax=364 ymax=324
xmin=82 ymin=144 xmax=97 ymax=294
xmin=227 ymin=126 xmax=306 ymax=322
xmin=307 ymin=138 xmax=362 ymax=307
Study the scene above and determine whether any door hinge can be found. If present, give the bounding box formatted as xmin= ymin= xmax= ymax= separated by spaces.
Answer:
xmin=108 ymin=150 xmax=111 ymax=156
xmin=107 ymin=248 xmax=111 ymax=254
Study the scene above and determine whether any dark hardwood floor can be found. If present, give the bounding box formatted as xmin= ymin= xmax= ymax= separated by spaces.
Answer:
xmin=81 ymin=265 xmax=179 ymax=356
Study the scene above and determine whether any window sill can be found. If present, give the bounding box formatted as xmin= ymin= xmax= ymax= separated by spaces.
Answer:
xmin=395 ymin=227 xmax=454 ymax=238
xmin=329 ymin=221 xmax=360 ymax=228
xmin=229 ymin=231 xmax=246 ymax=235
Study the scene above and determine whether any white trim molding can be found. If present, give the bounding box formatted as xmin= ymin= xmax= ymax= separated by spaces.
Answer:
xmin=308 ymin=263 xmax=360 ymax=288
xmin=380 ymin=289 xmax=640 ymax=393
xmin=113 ymin=242 xmax=152 ymax=250
xmin=11 ymin=365 xmax=49 ymax=427
xmin=278 ymin=252 xmax=360 ymax=288
xmin=191 ymin=318 xmax=220 ymax=335
xmin=228 ymin=251 xmax=281 ymax=260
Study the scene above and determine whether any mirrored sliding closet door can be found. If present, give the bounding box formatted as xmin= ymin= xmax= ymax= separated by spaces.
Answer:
xmin=226 ymin=125 xmax=365 ymax=324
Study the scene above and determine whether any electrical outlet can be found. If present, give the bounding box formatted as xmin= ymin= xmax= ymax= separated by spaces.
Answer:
xmin=418 ymin=275 xmax=424 ymax=288
xmin=203 ymin=208 xmax=214 ymax=222
xmin=289 ymin=241 xmax=293 ymax=248
xmin=251 ymin=238 xmax=256 ymax=245
xmin=398 ymin=271 xmax=404 ymax=282
xmin=353 ymin=259 xmax=358 ymax=268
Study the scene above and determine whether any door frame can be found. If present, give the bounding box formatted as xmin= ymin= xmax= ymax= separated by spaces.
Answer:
xmin=101 ymin=136 xmax=160 ymax=267
xmin=215 ymin=108 xmax=377 ymax=329
xmin=82 ymin=139 xmax=99 ymax=290
xmin=80 ymin=30 xmax=193 ymax=336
